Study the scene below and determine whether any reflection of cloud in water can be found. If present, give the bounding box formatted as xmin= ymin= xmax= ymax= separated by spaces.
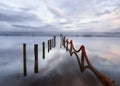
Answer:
xmin=104 ymin=48 xmax=120 ymax=64
xmin=0 ymin=48 xmax=120 ymax=86
xmin=84 ymin=54 xmax=120 ymax=86
xmin=17 ymin=51 xmax=102 ymax=86
xmin=0 ymin=36 xmax=120 ymax=86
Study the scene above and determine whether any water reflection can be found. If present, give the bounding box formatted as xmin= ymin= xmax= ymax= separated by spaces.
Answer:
xmin=67 ymin=37 xmax=120 ymax=86
xmin=0 ymin=36 xmax=120 ymax=86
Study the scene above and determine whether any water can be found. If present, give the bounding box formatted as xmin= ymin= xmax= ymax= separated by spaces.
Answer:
xmin=0 ymin=36 xmax=56 ymax=83
xmin=67 ymin=37 xmax=120 ymax=85
xmin=0 ymin=36 xmax=120 ymax=86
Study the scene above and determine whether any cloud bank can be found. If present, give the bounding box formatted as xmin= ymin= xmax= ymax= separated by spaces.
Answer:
xmin=0 ymin=0 xmax=120 ymax=32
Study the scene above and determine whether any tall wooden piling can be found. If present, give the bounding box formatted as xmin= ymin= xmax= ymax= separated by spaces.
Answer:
xmin=48 ymin=40 xmax=50 ymax=52
xmin=63 ymin=36 xmax=66 ymax=48
xmin=66 ymin=39 xmax=68 ymax=51
xmin=52 ymin=38 xmax=54 ymax=48
xmin=54 ymin=36 xmax=56 ymax=48
xmin=34 ymin=44 xmax=38 ymax=73
xmin=23 ymin=43 xmax=27 ymax=76
xmin=50 ymin=40 xmax=52 ymax=50
xmin=42 ymin=42 xmax=45 ymax=59
xmin=60 ymin=34 xmax=62 ymax=48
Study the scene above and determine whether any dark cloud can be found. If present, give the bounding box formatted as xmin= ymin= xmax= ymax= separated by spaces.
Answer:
xmin=0 ymin=11 xmax=39 ymax=23
xmin=0 ymin=3 xmax=43 ymax=32
xmin=96 ymin=10 xmax=111 ymax=16
xmin=12 ymin=24 xmax=38 ymax=29
xmin=12 ymin=24 xmax=61 ymax=32
xmin=0 ymin=3 xmax=11 ymax=9
xmin=20 ymin=7 xmax=35 ymax=11
xmin=0 ymin=3 xmax=40 ymax=23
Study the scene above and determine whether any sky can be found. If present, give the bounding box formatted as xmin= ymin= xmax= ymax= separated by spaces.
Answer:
xmin=0 ymin=0 xmax=120 ymax=32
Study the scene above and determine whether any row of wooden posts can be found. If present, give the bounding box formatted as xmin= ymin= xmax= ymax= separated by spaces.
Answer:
xmin=23 ymin=36 xmax=56 ymax=76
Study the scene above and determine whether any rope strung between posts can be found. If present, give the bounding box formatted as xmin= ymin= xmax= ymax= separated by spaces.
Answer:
xmin=62 ymin=37 xmax=115 ymax=86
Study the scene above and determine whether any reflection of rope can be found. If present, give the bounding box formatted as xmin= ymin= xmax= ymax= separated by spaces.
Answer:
xmin=63 ymin=37 xmax=115 ymax=86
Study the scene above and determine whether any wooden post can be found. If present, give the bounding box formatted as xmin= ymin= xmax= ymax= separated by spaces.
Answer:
xmin=23 ymin=43 xmax=27 ymax=76
xmin=51 ymin=39 xmax=53 ymax=48
xmin=42 ymin=42 xmax=45 ymax=59
xmin=70 ymin=41 xmax=72 ymax=56
xmin=50 ymin=40 xmax=52 ymax=50
xmin=63 ymin=36 xmax=66 ymax=48
xmin=52 ymin=38 xmax=54 ymax=48
xmin=34 ymin=44 xmax=38 ymax=73
xmin=66 ymin=39 xmax=68 ymax=51
xmin=60 ymin=34 xmax=62 ymax=48
xmin=48 ymin=40 xmax=50 ymax=52
xmin=54 ymin=36 xmax=56 ymax=48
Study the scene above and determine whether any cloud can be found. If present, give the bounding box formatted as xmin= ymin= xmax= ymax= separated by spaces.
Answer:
xmin=0 ymin=0 xmax=120 ymax=32
xmin=0 ymin=21 xmax=13 ymax=31
xmin=12 ymin=24 xmax=61 ymax=32
xmin=20 ymin=7 xmax=35 ymax=11
xmin=0 ymin=3 xmax=39 ymax=23
xmin=96 ymin=10 xmax=111 ymax=16
xmin=47 ymin=6 xmax=67 ymax=18
xmin=12 ymin=25 xmax=37 ymax=29
xmin=0 ymin=12 xmax=39 ymax=23
xmin=0 ymin=3 xmax=43 ymax=31
xmin=56 ymin=0 xmax=97 ymax=18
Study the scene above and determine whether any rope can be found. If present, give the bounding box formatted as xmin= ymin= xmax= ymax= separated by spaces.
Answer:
xmin=62 ymin=37 xmax=115 ymax=86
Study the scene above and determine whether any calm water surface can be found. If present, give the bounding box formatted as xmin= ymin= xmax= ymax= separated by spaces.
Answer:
xmin=0 ymin=36 xmax=120 ymax=86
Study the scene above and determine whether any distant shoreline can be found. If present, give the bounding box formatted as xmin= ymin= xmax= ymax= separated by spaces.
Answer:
xmin=0 ymin=32 xmax=120 ymax=37
xmin=0 ymin=35 xmax=120 ymax=37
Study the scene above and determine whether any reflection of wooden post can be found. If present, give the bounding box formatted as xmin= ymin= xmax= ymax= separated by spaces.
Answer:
xmin=50 ymin=40 xmax=51 ymax=50
xmin=23 ymin=43 xmax=27 ymax=76
xmin=48 ymin=40 xmax=50 ymax=52
xmin=42 ymin=42 xmax=45 ymax=59
xmin=34 ymin=44 xmax=38 ymax=73
xmin=54 ymin=36 xmax=56 ymax=48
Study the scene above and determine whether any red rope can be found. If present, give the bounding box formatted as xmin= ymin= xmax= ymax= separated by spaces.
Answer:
xmin=62 ymin=37 xmax=115 ymax=86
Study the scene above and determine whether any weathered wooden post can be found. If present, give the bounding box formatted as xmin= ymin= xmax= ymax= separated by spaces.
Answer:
xmin=60 ymin=34 xmax=62 ymax=48
xmin=48 ymin=40 xmax=50 ymax=52
xmin=63 ymin=36 xmax=66 ymax=48
xmin=51 ymin=39 xmax=53 ymax=48
xmin=54 ymin=36 xmax=56 ymax=48
xmin=42 ymin=42 xmax=45 ymax=59
xmin=70 ymin=40 xmax=72 ymax=56
xmin=50 ymin=40 xmax=52 ymax=50
xmin=23 ymin=43 xmax=27 ymax=76
xmin=52 ymin=38 xmax=54 ymax=48
xmin=66 ymin=39 xmax=68 ymax=51
xmin=34 ymin=44 xmax=38 ymax=73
